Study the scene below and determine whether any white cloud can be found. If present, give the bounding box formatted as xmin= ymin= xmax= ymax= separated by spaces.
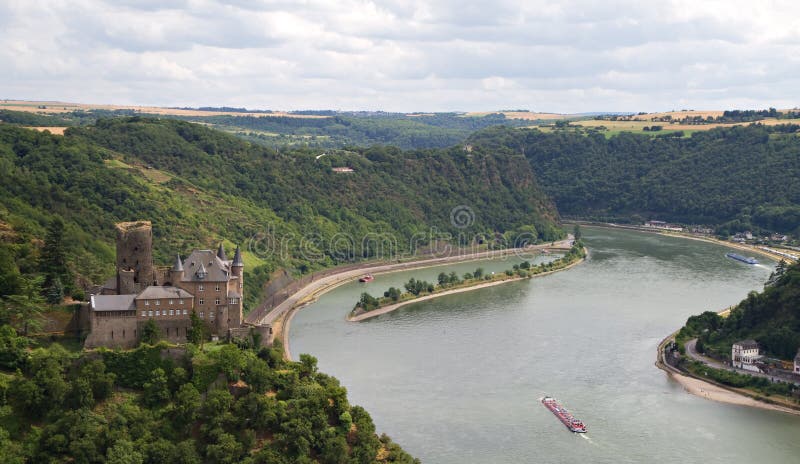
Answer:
xmin=1 ymin=0 xmax=799 ymax=111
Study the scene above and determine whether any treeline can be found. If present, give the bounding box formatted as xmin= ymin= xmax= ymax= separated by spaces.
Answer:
xmin=468 ymin=125 xmax=800 ymax=234
xmin=0 ymin=118 xmax=561 ymax=313
xmin=353 ymin=242 xmax=586 ymax=315
xmin=179 ymin=112 xmax=532 ymax=150
xmin=676 ymin=260 xmax=800 ymax=360
xmin=0 ymin=331 xmax=419 ymax=463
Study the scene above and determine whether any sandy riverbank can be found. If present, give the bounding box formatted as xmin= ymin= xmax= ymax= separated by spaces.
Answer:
xmin=666 ymin=370 xmax=800 ymax=415
xmin=348 ymin=252 xmax=586 ymax=322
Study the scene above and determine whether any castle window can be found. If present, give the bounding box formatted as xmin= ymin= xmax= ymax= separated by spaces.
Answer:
xmin=141 ymin=311 xmax=146 ymax=317
xmin=155 ymin=300 xmax=160 ymax=306
xmin=199 ymin=298 xmax=204 ymax=305
xmin=210 ymin=311 xmax=215 ymax=319
xmin=229 ymin=298 xmax=236 ymax=304
xmin=215 ymin=298 xmax=220 ymax=305
xmin=148 ymin=310 xmax=153 ymax=317
xmin=145 ymin=300 xmax=150 ymax=306
xmin=155 ymin=310 xmax=160 ymax=316
xmin=239 ymin=282 xmax=243 ymax=289
xmin=169 ymin=299 xmax=174 ymax=305
xmin=183 ymin=309 xmax=188 ymax=315
xmin=199 ymin=284 xmax=204 ymax=292
xmin=123 ymin=330 xmax=126 ymax=338
xmin=179 ymin=299 xmax=184 ymax=305
xmin=215 ymin=284 xmax=220 ymax=292
xmin=200 ymin=311 xmax=204 ymax=318
xmin=169 ymin=309 xmax=174 ymax=316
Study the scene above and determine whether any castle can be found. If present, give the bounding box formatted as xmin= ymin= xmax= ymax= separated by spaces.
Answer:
xmin=85 ymin=221 xmax=267 ymax=348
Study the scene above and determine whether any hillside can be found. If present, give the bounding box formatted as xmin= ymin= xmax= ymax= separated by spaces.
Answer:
xmin=0 ymin=118 xmax=562 ymax=311
xmin=467 ymin=125 xmax=800 ymax=234
xmin=0 ymin=333 xmax=419 ymax=464
xmin=678 ymin=260 xmax=800 ymax=360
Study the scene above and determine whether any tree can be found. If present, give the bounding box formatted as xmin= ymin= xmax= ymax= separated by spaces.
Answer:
xmin=187 ymin=310 xmax=208 ymax=348
xmin=40 ymin=217 xmax=72 ymax=293
xmin=0 ymin=324 xmax=29 ymax=369
xmin=45 ymin=276 xmax=64 ymax=304
xmin=473 ymin=268 xmax=484 ymax=279
xmin=573 ymin=224 xmax=582 ymax=240
xmin=173 ymin=383 xmax=201 ymax=431
xmin=437 ymin=272 xmax=448 ymax=287
xmin=2 ymin=275 xmax=46 ymax=335
xmin=106 ymin=439 xmax=144 ymax=464
xmin=383 ymin=287 xmax=401 ymax=301
xmin=140 ymin=318 xmax=159 ymax=345
xmin=143 ymin=368 xmax=170 ymax=407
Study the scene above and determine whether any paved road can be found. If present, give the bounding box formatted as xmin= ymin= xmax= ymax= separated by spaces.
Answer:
xmin=685 ymin=338 xmax=799 ymax=385
xmin=254 ymin=240 xmax=575 ymax=326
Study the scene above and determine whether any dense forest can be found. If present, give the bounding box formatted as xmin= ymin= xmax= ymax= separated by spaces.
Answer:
xmin=678 ymin=260 xmax=800 ymax=361
xmin=0 ymin=331 xmax=419 ymax=464
xmin=0 ymin=117 xmax=562 ymax=312
xmin=468 ymin=125 xmax=800 ymax=234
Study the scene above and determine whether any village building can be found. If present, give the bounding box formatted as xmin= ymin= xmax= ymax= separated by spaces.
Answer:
xmin=731 ymin=339 xmax=763 ymax=373
xmin=85 ymin=221 xmax=267 ymax=348
xmin=795 ymin=349 xmax=800 ymax=374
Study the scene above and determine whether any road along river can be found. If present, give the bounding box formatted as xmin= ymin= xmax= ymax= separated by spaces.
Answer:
xmin=289 ymin=227 xmax=800 ymax=464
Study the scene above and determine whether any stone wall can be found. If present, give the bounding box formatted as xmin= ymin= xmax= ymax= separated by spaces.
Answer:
xmin=84 ymin=315 xmax=139 ymax=349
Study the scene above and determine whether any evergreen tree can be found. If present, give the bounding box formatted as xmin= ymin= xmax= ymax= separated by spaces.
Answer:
xmin=140 ymin=319 xmax=159 ymax=345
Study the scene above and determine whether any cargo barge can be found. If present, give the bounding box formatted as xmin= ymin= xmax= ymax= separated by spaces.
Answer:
xmin=726 ymin=252 xmax=758 ymax=265
xmin=541 ymin=397 xmax=587 ymax=433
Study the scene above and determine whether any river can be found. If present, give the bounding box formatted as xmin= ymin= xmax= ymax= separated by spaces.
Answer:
xmin=289 ymin=226 xmax=800 ymax=463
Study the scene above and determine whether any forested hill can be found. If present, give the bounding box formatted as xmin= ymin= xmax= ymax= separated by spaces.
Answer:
xmin=0 ymin=118 xmax=561 ymax=310
xmin=468 ymin=125 xmax=800 ymax=234
xmin=681 ymin=260 xmax=800 ymax=360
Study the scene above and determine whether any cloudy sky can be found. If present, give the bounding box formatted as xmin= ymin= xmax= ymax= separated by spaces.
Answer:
xmin=2 ymin=0 xmax=799 ymax=112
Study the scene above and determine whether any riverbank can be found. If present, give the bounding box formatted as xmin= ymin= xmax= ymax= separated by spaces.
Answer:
xmin=655 ymin=321 xmax=800 ymax=415
xmin=269 ymin=240 xmax=575 ymax=360
xmin=348 ymin=250 xmax=586 ymax=322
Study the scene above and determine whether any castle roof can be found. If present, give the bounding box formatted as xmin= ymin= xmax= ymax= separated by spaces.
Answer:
xmin=172 ymin=254 xmax=184 ymax=272
xmin=217 ymin=243 xmax=227 ymax=261
xmin=91 ymin=294 xmax=136 ymax=312
xmin=135 ymin=286 xmax=193 ymax=300
xmin=183 ymin=249 xmax=231 ymax=282
xmin=232 ymin=245 xmax=243 ymax=267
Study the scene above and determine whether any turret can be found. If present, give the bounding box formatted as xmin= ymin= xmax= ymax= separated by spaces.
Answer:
xmin=231 ymin=245 xmax=244 ymax=277
xmin=217 ymin=243 xmax=227 ymax=261
xmin=170 ymin=254 xmax=184 ymax=283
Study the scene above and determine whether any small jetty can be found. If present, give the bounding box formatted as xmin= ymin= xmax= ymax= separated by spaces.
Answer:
xmin=541 ymin=397 xmax=587 ymax=433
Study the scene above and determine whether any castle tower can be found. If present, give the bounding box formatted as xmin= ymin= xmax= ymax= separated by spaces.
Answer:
xmin=170 ymin=254 xmax=184 ymax=284
xmin=217 ymin=243 xmax=228 ymax=261
xmin=115 ymin=221 xmax=154 ymax=295
xmin=231 ymin=245 xmax=243 ymax=277
xmin=230 ymin=245 xmax=244 ymax=328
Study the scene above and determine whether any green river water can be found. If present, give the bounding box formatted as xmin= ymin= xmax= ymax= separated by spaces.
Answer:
xmin=290 ymin=226 xmax=800 ymax=463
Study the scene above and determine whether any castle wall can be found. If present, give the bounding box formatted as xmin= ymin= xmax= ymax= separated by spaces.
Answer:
xmin=84 ymin=313 xmax=139 ymax=349
xmin=138 ymin=319 xmax=192 ymax=344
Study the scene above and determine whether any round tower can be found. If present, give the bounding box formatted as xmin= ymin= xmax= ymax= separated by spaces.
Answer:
xmin=115 ymin=221 xmax=154 ymax=293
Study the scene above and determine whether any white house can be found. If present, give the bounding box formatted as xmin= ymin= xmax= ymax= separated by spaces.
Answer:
xmin=794 ymin=349 xmax=800 ymax=374
xmin=732 ymin=340 xmax=763 ymax=372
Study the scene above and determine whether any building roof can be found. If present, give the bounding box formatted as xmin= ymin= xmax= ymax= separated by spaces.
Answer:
xmin=183 ymin=249 xmax=231 ymax=282
xmin=733 ymin=339 xmax=759 ymax=349
xmin=232 ymin=245 xmax=243 ymax=267
xmin=135 ymin=286 xmax=194 ymax=300
xmin=217 ymin=243 xmax=227 ymax=261
xmin=91 ymin=294 xmax=136 ymax=312
xmin=172 ymin=254 xmax=184 ymax=272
